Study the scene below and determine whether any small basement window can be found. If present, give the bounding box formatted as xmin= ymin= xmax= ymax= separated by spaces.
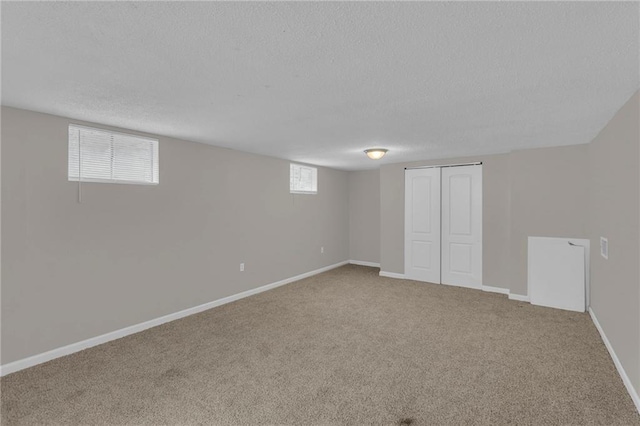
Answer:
xmin=68 ymin=124 xmax=159 ymax=185
xmin=290 ymin=163 xmax=317 ymax=194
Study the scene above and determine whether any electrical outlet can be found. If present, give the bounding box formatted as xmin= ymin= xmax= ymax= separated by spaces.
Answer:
xmin=321 ymin=246 xmax=324 ymax=254
xmin=240 ymin=263 xmax=245 ymax=272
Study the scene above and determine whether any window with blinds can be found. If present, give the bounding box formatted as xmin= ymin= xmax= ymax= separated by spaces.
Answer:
xmin=68 ymin=124 xmax=159 ymax=185
xmin=290 ymin=163 xmax=317 ymax=194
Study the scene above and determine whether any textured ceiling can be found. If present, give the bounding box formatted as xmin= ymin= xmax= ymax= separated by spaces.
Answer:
xmin=2 ymin=2 xmax=638 ymax=170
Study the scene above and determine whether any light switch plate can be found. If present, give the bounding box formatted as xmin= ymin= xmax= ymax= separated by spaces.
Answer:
xmin=600 ymin=237 xmax=608 ymax=259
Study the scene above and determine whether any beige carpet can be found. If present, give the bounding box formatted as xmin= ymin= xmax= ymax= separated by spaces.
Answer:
xmin=1 ymin=265 xmax=638 ymax=425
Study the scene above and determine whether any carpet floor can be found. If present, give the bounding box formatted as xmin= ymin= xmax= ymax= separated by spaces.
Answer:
xmin=1 ymin=265 xmax=639 ymax=425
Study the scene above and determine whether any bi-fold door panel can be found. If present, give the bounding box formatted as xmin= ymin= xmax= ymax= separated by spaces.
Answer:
xmin=441 ymin=165 xmax=483 ymax=289
xmin=404 ymin=168 xmax=441 ymax=283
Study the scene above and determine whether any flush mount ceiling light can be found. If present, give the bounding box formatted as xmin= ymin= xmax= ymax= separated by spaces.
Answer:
xmin=364 ymin=148 xmax=388 ymax=160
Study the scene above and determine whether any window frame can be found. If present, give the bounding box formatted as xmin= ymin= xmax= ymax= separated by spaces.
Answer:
xmin=68 ymin=124 xmax=159 ymax=186
xmin=289 ymin=163 xmax=318 ymax=195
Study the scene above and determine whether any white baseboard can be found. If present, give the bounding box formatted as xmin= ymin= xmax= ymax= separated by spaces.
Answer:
xmin=379 ymin=271 xmax=406 ymax=279
xmin=589 ymin=307 xmax=640 ymax=414
xmin=508 ymin=293 xmax=530 ymax=302
xmin=482 ymin=285 xmax=510 ymax=295
xmin=349 ymin=260 xmax=380 ymax=268
xmin=0 ymin=260 xmax=349 ymax=377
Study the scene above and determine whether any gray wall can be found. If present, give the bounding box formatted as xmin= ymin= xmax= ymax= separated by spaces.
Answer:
xmin=348 ymin=170 xmax=380 ymax=264
xmin=1 ymin=107 xmax=350 ymax=364
xmin=508 ymin=145 xmax=590 ymax=296
xmin=588 ymin=91 xmax=639 ymax=392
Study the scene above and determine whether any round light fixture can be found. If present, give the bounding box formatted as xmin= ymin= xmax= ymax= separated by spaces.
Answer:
xmin=364 ymin=148 xmax=388 ymax=160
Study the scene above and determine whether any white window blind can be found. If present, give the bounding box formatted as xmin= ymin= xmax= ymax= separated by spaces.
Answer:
xmin=290 ymin=163 xmax=317 ymax=194
xmin=68 ymin=124 xmax=159 ymax=185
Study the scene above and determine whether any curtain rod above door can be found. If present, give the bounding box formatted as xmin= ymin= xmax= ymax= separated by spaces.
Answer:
xmin=405 ymin=161 xmax=482 ymax=170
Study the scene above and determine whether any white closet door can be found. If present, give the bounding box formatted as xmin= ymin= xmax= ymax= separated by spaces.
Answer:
xmin=441 ymin=165 xmax=482 ymax=289
xmin=404 ymin=168 xmax=441 ymax=283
